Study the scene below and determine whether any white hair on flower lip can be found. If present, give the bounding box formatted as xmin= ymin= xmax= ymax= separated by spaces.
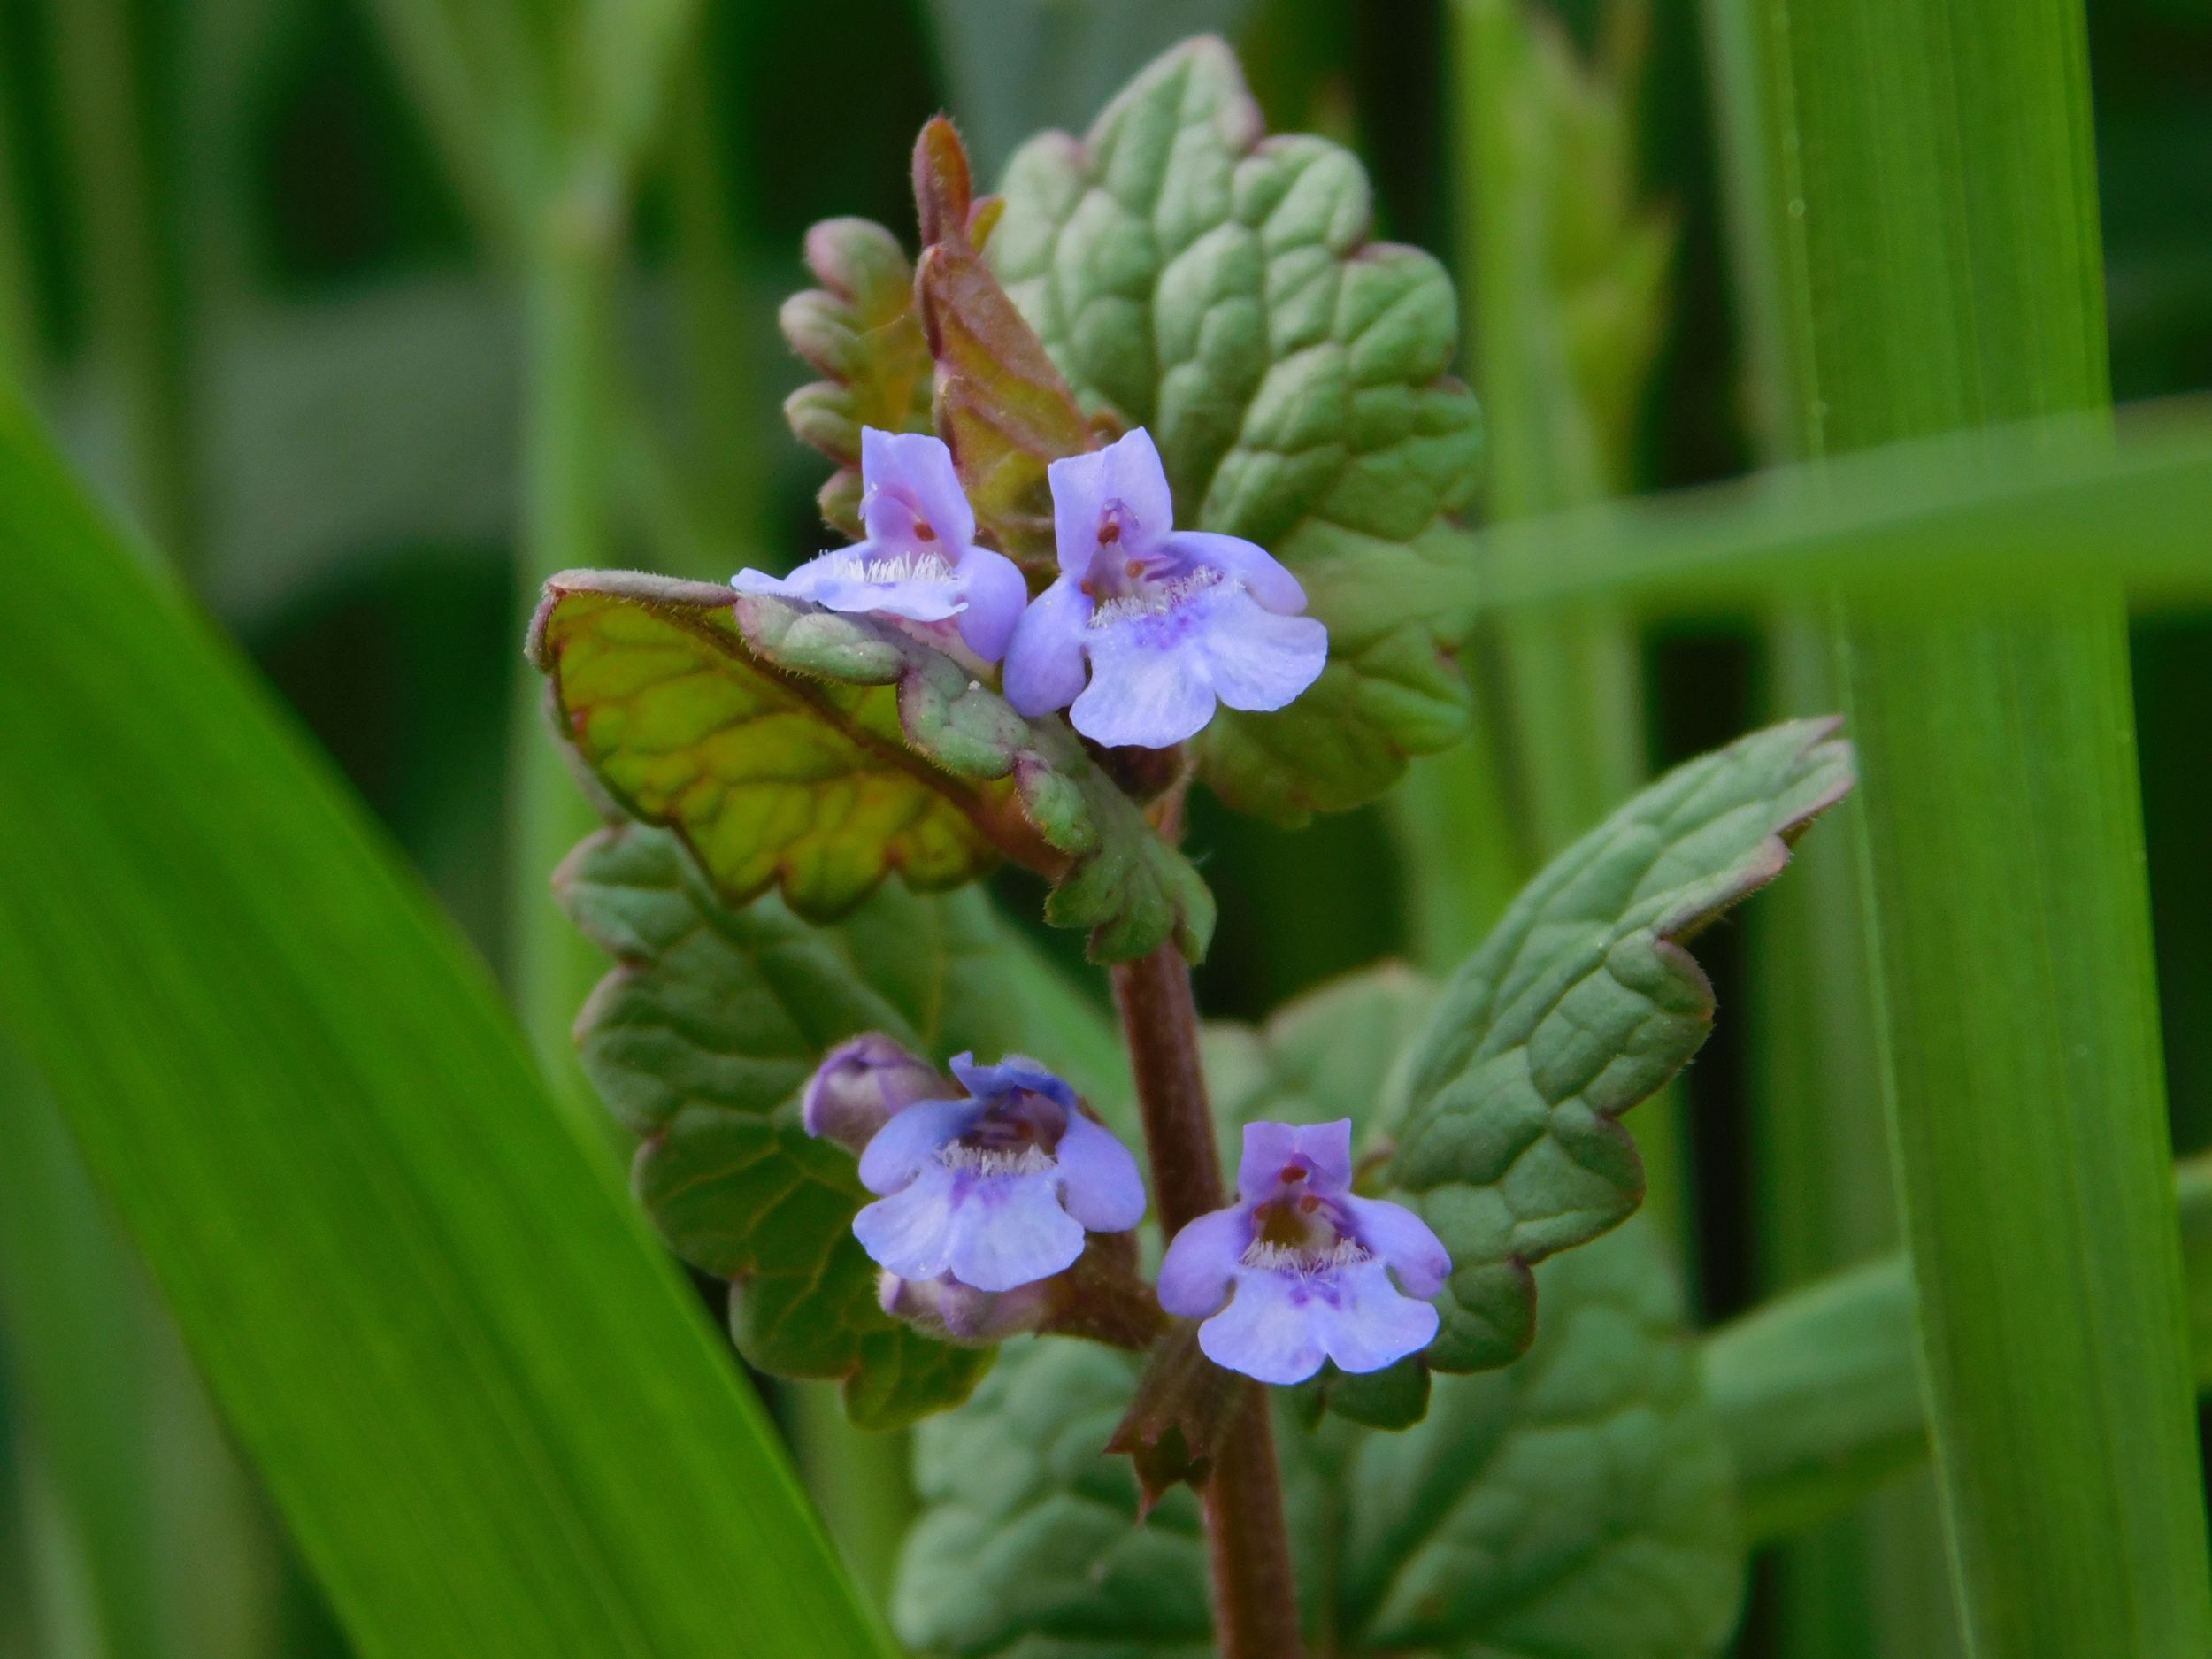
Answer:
xmin=825 ymin=549 xmax=958 ymax=585
xmin=1087 ymin=565 xmax=1229 ymax=628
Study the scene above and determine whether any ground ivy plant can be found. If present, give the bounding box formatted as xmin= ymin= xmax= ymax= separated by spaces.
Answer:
xmin=526 ymin=38 xmax=1854 ymax=1659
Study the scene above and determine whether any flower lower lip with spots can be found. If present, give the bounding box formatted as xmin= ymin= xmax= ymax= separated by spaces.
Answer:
xmin=1002 ymin=426 xmax=1328 ymax=749
xmin=731 ymin=426 xmax=1029 ymax=662
xmin=1156 ymin=1118 xmax=1450 ymax=1386
xmin=810 ymin=1047 xmax=1148 ymax=1294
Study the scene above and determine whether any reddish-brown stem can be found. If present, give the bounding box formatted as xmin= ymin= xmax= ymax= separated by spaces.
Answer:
xmin=1111 ymin=942 xmax=1306 ymax=1659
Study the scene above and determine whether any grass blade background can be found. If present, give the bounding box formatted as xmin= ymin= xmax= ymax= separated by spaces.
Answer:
xmin=0 ymin=388 xmax=888 ymax=1659
xmin=1701 ymin=1 xmax=2212 ymax=1653
xmin=1442 ymin=0 xmax=1688 ymax=1247
xmin=1460 ymin=403 xmax=2212 ymax=616
xmin=1701 ymin=2 xmax=1955 ymax=1650
xmin=0 ymin=1045 xmax=300 ymax=1659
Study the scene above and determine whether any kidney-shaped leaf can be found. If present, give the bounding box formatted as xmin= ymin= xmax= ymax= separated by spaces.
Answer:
xmin=1388 ymin=718 xmax=1855 ymax=1371
xmin=557 ymin=820 xmax=1107 ymax=1426
xmin=986 ymin=37 xmax=1483 ymax=820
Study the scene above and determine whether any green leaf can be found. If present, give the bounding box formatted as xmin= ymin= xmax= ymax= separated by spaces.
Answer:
xmin=1202 ymin=964 xmax=1439 ymax=1157
xmin=1706 ymin=0 xmax=2212 ymax=1650
xmin=1388 ymin=719 xmax=1855 ymax=1371
xmin=987 ymin=37 xmax=1482 ymax=820
xmin=530 ymin=569 xmax=1023 ymax=917
xmin=1333 ymin=1223 xmax=1740 ymax=1657
xmin=897 ymin=1339 xmax=1219 ymax=1659
xmin=734 ymin=591 xmax=1213 ymax=962
xmin=557 ymin=819 xmax=1061 ymax=1425
xmin=533 ymin=569 xmax=1213 ymax=961
xmin=896 ymin=1224 xmax=1740 ymax=1658
xmin=1704 ymin=1150 xmax=2212 ymax=1548
xmin=781 ymin=218 xmax=935 ymax=535
xmin=0 ymin=391 xmax=887 ymax=1655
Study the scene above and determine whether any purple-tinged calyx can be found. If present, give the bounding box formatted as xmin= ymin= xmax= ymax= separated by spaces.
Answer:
xmin=1156 ymin=1118 xmax=1449 ymax=1386
xmin=733 ymin=428 xmax=1029 ymax=662
xmin=878 ymin=1270 xmax=1056 ymax=1346
xmin=847 ymin=1053 xmax=1147 ymax=1294
xmin=803 ymin=1033 xmax=950 ymax=1154
xmin=1002 ymin=427 xmax=1327 ymax=749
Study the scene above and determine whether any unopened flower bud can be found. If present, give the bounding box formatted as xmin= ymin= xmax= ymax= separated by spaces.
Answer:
xmin=802 ymin=1033 xmax=949 ymax=1154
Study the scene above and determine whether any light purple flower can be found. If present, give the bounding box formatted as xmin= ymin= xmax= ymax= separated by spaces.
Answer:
xmin=1157 ymin=1119 xmax=1449 ymax=1386
xmin=1002 ymin=427 xmax=1327 ymax=749
xmin=845 ymin=1053 xmax=1146 ymax=1294
xmin=803 ymin=1033 xmax=950 ymax=1154
xmin=733 ymin=428 xmax=1029 ymax=662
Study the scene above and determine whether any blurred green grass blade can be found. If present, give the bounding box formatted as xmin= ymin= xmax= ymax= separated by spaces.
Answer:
xmin=1703 ymin=2 xmax=2212 ymax=1654
xmin=926 ymin=0 xmax=1253 ymax=177
xmin=1703 ymin=0 xmax=1954 ymax=1647
xmin=0 ymin=1049 xmax=170 ymax=1659
xmin=0 ymin=1044 xmax=300 ymax=1659
xmin=1448 ymin=0 xmax=1685 ymax=1248
xmin=0 ymin=391 xmax=889 ymax=1659
xmin=1450 ymin=0 xmax=1651 ymax=869
xmin=1708 ymin=1154 xmax=2212 ymax=1545
xmin=1465 ymin=401 xmax=2212 ymax=616
xmin=47 ymin=0 xmax=202 ymax=568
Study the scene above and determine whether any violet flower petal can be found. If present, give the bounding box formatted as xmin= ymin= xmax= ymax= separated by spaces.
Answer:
xmin=1159 ymin=530 xmax=1307 ymax=613
xmin=1068 ymin=615 xmax=1219 ymax=749
xmin=954 ymin=548 xmax=1031 ymax=664
xmin=1195 ymin=1271 xmax=1329 ymax=1386
xmin=944 ymin=1169 xmax=1087 ymax=1293
xmin=1343 ymin=1193 xmax=1452 ymax=1299
xmin=1199 ymin=588 xmax=1328 ymax=714
xmin=1002 ymin=577 xmax=1094 ymax=717
xmin=861 ymin=426 xmax=976 ymax=549
xmin=1156 ymin=1207 xmax=1252 ymax=1318
xmin=856 ymin=1096 xmax=978 ymax=1194
xmin=1053 ymin=1111 xmax=1148 ymax=1233
xmin=1046 ymin=428 xmax=1174 ymax=572
xmin=852 ymin=1164 xmax=960 ymax=1281
xmin=1313 ymin=1258 xmax=1441 ymax=1375
xmin=1234 ymin=1118 xmax=1355 ymax=1194
xmin=946 ymin=1051 xmax=1079 ymax=1110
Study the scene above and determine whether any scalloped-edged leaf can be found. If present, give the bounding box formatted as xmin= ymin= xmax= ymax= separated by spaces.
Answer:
xmin=1387 ymin=719 xmax=1855 ymax=1371
xmin=780 ymin=217 xmax=935 ymax=534
xmin=912 ymin=117 xmax=1098 ymax=568
xmin=533 ymin=571 xmax=1211 ymax=961
xmin=1333 ymin=1223 xmax=1741 ymax=1656
xmin=733 ymin=589 xmax=1214 ymax=963
xmin=530 ymin=571 xmax=1021 ymax=918
xmin=987 ymin=37 xmax=1482 ymax=821
xmin=557 ymin=820 xmax=1064 ymax=1426
xmin=1202 ymin=964 xmax=1439 ymax=1156
xmin=895 ymin=1224 xmax=1740 ymax=1657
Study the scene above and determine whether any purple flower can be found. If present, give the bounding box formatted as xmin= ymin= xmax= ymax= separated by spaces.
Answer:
xmin=803 ymin=1033 xmax=950 ymax=1154
xmin=845 ymin=1053 xmax=1146 ymax=1294
xmin=1002 ymin=427 xmax=1327 ymax=749
xmin=1157 ymin=1119 xmax=1449 ymax=1386
xmin=733 ymin=428 xmax=1028 ymax=662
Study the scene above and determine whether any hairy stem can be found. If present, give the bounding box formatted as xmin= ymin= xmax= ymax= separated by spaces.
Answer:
xmin=1110 ymin=944 xmax=1304 ymax=1659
